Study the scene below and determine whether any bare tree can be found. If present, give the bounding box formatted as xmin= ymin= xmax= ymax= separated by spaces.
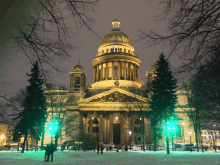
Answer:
xmin=122 ymin=87 xmax=151 ymax=151
xmin=138 ymin=0 xmax=220 ymax=74
xmin=180 ymin=82 xmax=201 ymax=152
xmin=1 ymin=0 xmax=100 ymax=78
xmin=0 ymin=88 xmax=27 ymax=126
xmin=44 ymin=83 xmax=85 ymax=150
xmin=0 ymin=0 xmax=100 ymax=125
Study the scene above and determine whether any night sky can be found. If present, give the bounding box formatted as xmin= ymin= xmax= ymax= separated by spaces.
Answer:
xmin=0 ymin=0 xmax=182 ymax=95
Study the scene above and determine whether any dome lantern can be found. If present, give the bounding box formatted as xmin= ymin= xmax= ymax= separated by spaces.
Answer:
xmin=112 ymin=17 xmax=121 ymax=31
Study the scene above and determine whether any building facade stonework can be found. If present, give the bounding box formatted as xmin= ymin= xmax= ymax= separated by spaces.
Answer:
xmin=43 ymin=17 xmax=197 ymax=148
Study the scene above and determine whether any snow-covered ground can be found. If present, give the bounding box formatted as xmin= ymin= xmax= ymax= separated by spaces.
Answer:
xmin=0 ymin=150 xmax=219 ymax=165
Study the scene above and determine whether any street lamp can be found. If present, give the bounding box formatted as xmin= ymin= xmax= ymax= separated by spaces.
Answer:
xmin=213 ymin=124 xmax=216 ymax=152
xmin=189 ymin=131 xmax=192 ymax=152
xmin=129 ymin=131 xmax=132 ymax=150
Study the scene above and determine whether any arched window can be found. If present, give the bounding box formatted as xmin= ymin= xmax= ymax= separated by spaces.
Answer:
xmin=128 ymin=50 xmax=130 ymax=53
xmin=93 ymin=118 xmax=99 ymax=124
xmin=74 ymin=77 xmax=80 ymax=88
xmin=120 ymin=48 xmax=122 ymax=52
xmin=124 ymin=49 xmax=126 ymax=52
xmin=115 ymin=48 xmax=117 ymax=52
xmin=87 ymin=118 xmax=99 ymax=124
xmin=102 ymin=50 xmax=104 ymax=54
xmin=106 ymin=49 xmax=109 ymax=53
xmin=111 ymin=48 xmax=114 ymax=52
xmin=88 ymin=118 xmax=99 ymax=133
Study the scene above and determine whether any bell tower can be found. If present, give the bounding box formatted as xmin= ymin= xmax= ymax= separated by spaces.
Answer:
xmin=69 ymin=60 xmax=87 ymax=92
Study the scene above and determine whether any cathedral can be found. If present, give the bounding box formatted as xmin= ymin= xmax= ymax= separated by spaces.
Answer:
xmin=43 ymin=17 xmax=197 ymax=149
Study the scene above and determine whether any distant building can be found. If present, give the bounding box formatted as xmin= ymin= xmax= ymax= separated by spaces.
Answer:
xmin=0 ymin=123 xmax=8 ymax=146
xmin=201 ymin=129 xmax=220 ymax=147
xmin=42 ymin=17 xmax=198 ymax=148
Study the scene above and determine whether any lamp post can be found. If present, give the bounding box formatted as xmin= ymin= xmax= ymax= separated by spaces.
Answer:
xmin=213 ymin=124 xmax=216 ymax=152
xmin=189 ymin=131 xmax=192 ymax=152
xmin=18 ymin=132 xmax=21 ymax=151
xmin=129 ymin=131 xmax=132 ymax=151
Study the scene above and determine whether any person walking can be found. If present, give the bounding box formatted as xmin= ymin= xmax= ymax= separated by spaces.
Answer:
xmin=97 ymin=143 xmax=99 ymax=154
xmin=49 ymin=142 xmax=55 ymax=162
xmin=44 ymin=144 xmax=50 ymax=162
xmin=101 ymin=143 xmax=104 ymax=154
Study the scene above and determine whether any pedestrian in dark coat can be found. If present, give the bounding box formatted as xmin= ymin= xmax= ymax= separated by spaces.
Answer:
xmin=100 ymin=143 xmax=104 ymax=154
xmin=44 ymin=144 xmax=50 ymax=162
xmin=97 ymin=143 xmax=99 ymax=154
xmin=49 ymin=142 xmax=55 ymax=162
xmin=125 ymin=145 xmax=128 ymax=151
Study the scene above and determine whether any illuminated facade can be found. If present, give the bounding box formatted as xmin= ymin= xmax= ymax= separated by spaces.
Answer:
xmin=43 ymin=17 xmax=198 ymax=148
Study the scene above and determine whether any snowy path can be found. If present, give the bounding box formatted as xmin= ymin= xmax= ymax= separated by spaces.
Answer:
xmin=0 ymin=150 xmax=219 ymax=165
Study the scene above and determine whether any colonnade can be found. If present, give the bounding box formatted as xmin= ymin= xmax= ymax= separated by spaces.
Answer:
xmin=93 ymin=61 xmax=139 ymax=83
xmin=81 ymin=111 xmax=135 ymax=145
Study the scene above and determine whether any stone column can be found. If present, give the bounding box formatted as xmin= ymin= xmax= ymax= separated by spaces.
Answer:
xmin=126 ymin=113 xmax=129 ymax=144
xmin=101 ymin=63 xmax=103 ymax=81
xmin=118 ymin=61 xmax=121 ymax=79
xmin=105 ymin=62 xmax=108 ymax=80
xmin=120 ymin=112 xmax=124 ymax=144
xmin=106 ymin=112 xmax=109 ymax=143
xmin=89 ymin=113 xmax=93 ymax=139
xmin=103 ymin=112 xmax=107 ymax=143
xmin=93 ymin=66 xmax=96 ymax=83
xmin=96 ymin=65 xmax=99 ymax=82
xmin=129 ymin=63 xmax=132 ymax=80
xmin=70 ymin=76 xmax=72 ymax=87
xmin=131 ymin=118 xmax=135 ymax=145
xmin=99 ymin=112 xmax=103 ymax=143
xmin=124 ymin=62 xmax=127 ymax=80
xmin=109 ymin=112 xmax=113 ymax=144
xmin=112 ymin=61 xmax=114 ymax=80
xmin=133 ymin=64 xmax=136 ymax=80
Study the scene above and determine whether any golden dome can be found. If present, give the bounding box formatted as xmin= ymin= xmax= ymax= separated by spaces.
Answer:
xmin=99 ymin=31 xmax=133 ymax=47
xmin=73 ymin=60 xmax=84 ymax=70
xmin=99 ymin=17 xmax=133 ymax=47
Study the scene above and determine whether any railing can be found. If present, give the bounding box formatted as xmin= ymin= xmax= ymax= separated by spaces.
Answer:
xmin=95 ymin=52 xmax=138 ymax=58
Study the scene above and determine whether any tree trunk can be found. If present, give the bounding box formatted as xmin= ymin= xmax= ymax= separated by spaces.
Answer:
xmin=55 ymin=131 xmax=58 ymax=151
xmin=41 ymin=128 xmax=45 ymax=150
xmin=153 ymin=128 xmax=157 ymax=151
xmin=194 ymin=124 xmax=199 ymax=152
xmin=35 ymin=139 xmax=38 ymax=151
xmin=195 ymin=85 xmax=200 ymax=152
xmin=172 ymin=136 xmax=174 ymax=151
xmin=166 ymin=134 xmax=170 ymax=154
xmin=26 ymin=138 xmax=28 ymax=151
xmin=21 ymin=133 xmax=28 ymax=153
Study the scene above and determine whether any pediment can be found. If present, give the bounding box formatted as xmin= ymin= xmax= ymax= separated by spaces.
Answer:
xmin=78 ymin=88 xmax=148 ymax=103
xmin=70 ymin=68 xmax=84 ymax=73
